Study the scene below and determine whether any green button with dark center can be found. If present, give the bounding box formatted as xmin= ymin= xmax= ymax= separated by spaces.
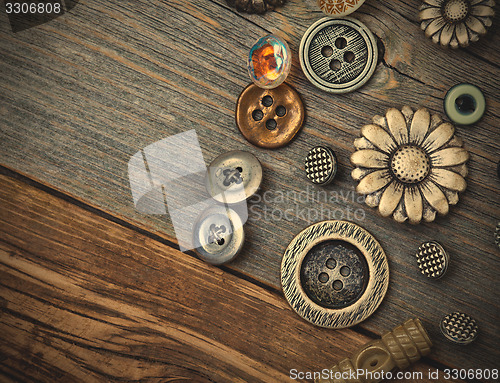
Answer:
xmin=444 ymin=83 xmax=486 ymax=125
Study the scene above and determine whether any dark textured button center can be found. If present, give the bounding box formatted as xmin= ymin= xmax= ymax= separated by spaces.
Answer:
xmin=300 ymin=240 xmax=368 ymax=309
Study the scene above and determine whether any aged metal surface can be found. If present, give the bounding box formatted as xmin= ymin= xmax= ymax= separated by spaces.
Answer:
xmin=304 ymin=146 xmax=338 ymax=185
xmin=351 ymin=107 xmax=469 ymax=224
xmin=415 ymin=241 xmax=449 ymax=279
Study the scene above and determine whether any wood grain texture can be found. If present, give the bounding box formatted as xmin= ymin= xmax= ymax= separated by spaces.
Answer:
xmin=0 ymin=0 xmax=498 ymax=373
xmin=0 ymin=173 xmax=454 ymax=383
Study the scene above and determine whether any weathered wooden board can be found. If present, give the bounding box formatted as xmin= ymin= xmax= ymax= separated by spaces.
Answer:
xmin=0 ymin=174 xmax=456 ymax=382
xmin=0 ymin=0 xmax=499 ymax=373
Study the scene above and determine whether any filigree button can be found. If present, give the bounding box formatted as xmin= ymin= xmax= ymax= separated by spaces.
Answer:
xmin=351 ymin=106 xmax=470 ymax=224
xmin=317 ymin=0 xmax=366 ymax=17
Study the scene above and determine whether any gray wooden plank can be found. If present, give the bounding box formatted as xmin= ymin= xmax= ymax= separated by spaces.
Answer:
xmin=0 ymin=0 xmax=499 ymax=372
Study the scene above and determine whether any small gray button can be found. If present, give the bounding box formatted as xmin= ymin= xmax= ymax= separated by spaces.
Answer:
xmin=193 ymin=205 xmax=245 ymax=265
xmin=299 ymin=17 xmax=378 ymax=93
xmin=415 ymin=241 xmax=449 ymax=279
xmin=305 ymin=146 xmax=337 ymax=185
xmin=206 ymin=150 xmax=263 ymax=204
xmin=440 ymin=312 xmax=478 ymax=345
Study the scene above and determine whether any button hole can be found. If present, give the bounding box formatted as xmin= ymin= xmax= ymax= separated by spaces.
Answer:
xmin=344 ymin=51 xmax=355 ymax=63
xmin=276 ymin=105 xmax=286 ymax=117
xmin=262 ymin=95 xmax=273 ymax=107
xmin=335 ymin=37 xmax=347 ymax=49
xmin=321 ymin=45 xmax=333 ymax=57
xmin=252 ymin=109 xmax=263 ymax=121
xmin=266 ymin=119 xmax=277 ymax=130
xmin=330 ymin=59 xmax=341 ymax=71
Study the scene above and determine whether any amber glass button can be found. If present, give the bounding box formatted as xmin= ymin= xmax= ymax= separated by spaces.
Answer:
xmin=236 ymin=82 xmax=305 ymax=149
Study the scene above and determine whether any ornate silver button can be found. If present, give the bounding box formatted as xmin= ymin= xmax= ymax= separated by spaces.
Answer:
xmin=415 ymin=241 xmax=449 ymax=279
xmin=205 ymin=150 xmax=263 ymax=204
xmin=305 ymin=146 xmax=338 ymax=185
xmin=281 ymin=220 xmax=389 ymax=329
xmin=299 ymin=17 xmax=378 ymax=94
xmin=193 ymin=205 xmax=245 ymax=265
xmin=440 ymin=312 xmax=479 ymax=345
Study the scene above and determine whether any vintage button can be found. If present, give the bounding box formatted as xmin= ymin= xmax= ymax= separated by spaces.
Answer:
xmin=305 ymin=146 xmax=338 ymax=185
xmin=206 ymin=150 xmax=262 ymax=204
xmin=351 ymin=106 xmax=469 ymax=224
xmin=317 ymin=0 xmax=366 ymax=17
xmin=419 ymin=0 xmax=495 ymax=49
xmin=281 ymin=220 xmax=389 ymax=329
xmin=248 ymin=34 xmax=291 ymax=89
xmin=415 ymin=241 xmax=449 ymax=279
xmin=440 ymin=312 xmax=479 ymax=345
xmin=193 ymin=205 xmax=245 ymax=265
xmin=236 ymin=82 xmax=305 ymax=149
xmin=299 ymin=17 xmax=378 ymax=94
xmin=444 ymin=83 xmax=486 ymax=125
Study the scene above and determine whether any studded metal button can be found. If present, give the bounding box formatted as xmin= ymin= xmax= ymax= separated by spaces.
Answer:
xmin=305 ymin=146 xmax=338 ymax=185
xmin=317 ymin=0 xmax=366 ymax=17
xmin=440 ymin=312 xmax=479 ymax=345
xmin=415 ymin=241 xmax=449 ymax=279
xmin=236 ymin=82 xmax=305 ymax=149
xmin=206 ymin=150 xmax=263 ymax=204
xmin=281 ymin=220 xmax=389 ymax=329
xmin=299 ymin=17 xmax=378 ymax=94
xmin=193 ymin=205 xmax=245 ymax=265
xmin=444 ymin=83 xmax=486 ymax=125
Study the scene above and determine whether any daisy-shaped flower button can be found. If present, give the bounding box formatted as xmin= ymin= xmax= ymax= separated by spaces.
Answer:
xmin=351 ymin=106 xmax=470 ymax=224
xmin=419 ymin=0 xmax=495 ymax=48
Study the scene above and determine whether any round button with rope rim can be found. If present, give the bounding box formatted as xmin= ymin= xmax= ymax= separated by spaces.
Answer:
xmin=281 ymin=220 xmax=389 ymax=329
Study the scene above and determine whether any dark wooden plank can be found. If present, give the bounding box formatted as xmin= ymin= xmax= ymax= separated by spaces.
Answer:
xmin=0 ymin=173 xmax=456 ymax=383
xmin=0 ymin=0 xmax=498 ymax=372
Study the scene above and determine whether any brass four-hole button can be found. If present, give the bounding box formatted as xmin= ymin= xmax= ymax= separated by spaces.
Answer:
xmin=236 ymin=82 xmax=305 ymax=149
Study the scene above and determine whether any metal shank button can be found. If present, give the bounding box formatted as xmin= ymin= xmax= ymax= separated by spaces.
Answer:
xmin=299 ymin=17 xmax=378 ymax=94
xmin=206 ymin=150 xmax=263 ymax=204
xmin=236 ymin=82 xmax=305 ymax=149
xmin=305 ymin=146 xmax=338 ymax=185
xmin=415 ymin=241 xmax=449 ymax=279
xmin=193 ymin=205 xmax=245 ymax=265
xmin=440 ymin=312 xmax=479 ymax=345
